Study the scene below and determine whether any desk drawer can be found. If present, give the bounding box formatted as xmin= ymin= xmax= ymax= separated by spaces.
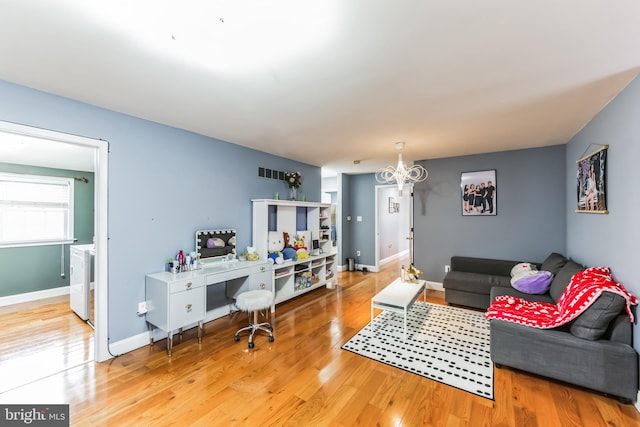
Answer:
xmin=169 ymin=287 xmax=205 ymax=328
xmin=169 ymin=276 xmax=205 ymax=294
xmin=251 ymin=268 xmax=272 ymax=291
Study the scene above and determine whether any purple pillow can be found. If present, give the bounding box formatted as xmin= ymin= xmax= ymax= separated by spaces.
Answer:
xmin=511 ymin=271 xmax=554 ymax=294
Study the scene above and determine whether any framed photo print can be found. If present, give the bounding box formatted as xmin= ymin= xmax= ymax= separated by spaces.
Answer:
xmin=576 ymin=145 xmax=608 ymax=214
xmin=461 ymin=170 xmax=496 ymax=216
xmin=388 ymin=197 xmax=399 ymax=213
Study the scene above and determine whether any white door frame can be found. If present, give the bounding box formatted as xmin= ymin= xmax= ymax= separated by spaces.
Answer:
xmin=0 ymin=121 xmax=110 ymax=362
xmin=374 ymin=184 xmax=413 ymax=271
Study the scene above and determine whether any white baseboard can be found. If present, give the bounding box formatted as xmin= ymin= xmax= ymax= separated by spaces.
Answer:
xmin=635 ymin=391 xmax=640 ymax=412
xmin=0 ymin=286 xmax=69 ymax=307
xmin=108 ymin=306 xmax=234 ymax=357
xmin=108 ymin=331 xmax=151 ymax=357
xmin=426 ymin=281 xmax=444 ymax=291
xmin=355 ymin=263 xmax=379 ymax=273
xmin=338 ymin=264 xmax=379 ymax=273
xmin=380 ymin=249 xmax=410 ymax=266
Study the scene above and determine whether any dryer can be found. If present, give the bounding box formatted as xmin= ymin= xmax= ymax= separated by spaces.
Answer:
xmin=70 ymin=244 xmax=94 ymax=321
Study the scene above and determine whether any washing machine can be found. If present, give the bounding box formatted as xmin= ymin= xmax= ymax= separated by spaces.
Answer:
xmin=70 ymin=244 xmax=94 ymax=321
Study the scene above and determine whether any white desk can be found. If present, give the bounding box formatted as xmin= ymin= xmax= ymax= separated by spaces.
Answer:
xmin=145 ymin=260 xmax=272 ymax=356
xmin=371 ymin=278 xmax=426 ymax=340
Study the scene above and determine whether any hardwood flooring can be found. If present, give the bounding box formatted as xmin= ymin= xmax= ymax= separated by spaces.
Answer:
xmin=1 ymin=258 xmax=639 ymax=426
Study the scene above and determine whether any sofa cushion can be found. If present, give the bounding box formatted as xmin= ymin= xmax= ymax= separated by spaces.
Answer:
xmin=444 ymin=271 xmax=511 ymax=295
xmin=450 ymin=256 xmax=524 ymax=277
xmin=549 ymin=260 xmax=584 ymax=302
xmin=511 ymin=271 xmax=554 ymax=294
xmin=569 ymin=292 xmax=626 ymax=340
xmin=540 ymin=252 xmax=568 ymax=275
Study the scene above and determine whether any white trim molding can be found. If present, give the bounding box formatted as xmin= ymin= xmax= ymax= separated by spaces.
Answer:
xmin=0 ymin=286 xmax=69 ymax=307
xmin=425 ymin=281 xmax=444 ymax=291
xmin=380 ymin=249 xmax=410 ymax=266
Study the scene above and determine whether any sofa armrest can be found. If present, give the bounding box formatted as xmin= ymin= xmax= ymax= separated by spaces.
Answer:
xmin=606 ymin=313 xmax=633 ymax=345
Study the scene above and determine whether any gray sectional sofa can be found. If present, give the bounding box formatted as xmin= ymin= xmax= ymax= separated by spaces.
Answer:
xmin=443 ymin=255 xmax=541 ymax=309
xmin=443 ymin=253 xmax=638 ymax=403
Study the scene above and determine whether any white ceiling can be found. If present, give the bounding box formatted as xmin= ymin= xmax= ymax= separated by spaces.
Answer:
xmin=0 ymin=1 xmax=638 ymax=175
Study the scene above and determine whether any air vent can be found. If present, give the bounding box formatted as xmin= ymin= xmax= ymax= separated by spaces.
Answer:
xmin=258 ymin=167 xmax=286 ymax=181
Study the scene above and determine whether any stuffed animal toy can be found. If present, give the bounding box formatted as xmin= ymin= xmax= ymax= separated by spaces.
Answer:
xmin=510 ymin=262 xmax=553 ymax=294
xmin=267 ymin=231 xmax=284 ymax=264
xmin=283 ymin=232 xmax=292 ymax=249
xmin=510 ymin=263 xmax=538 ymax=284
xmin=282 ymin=247 xmax=297 ymax=261
xmin=294 ymin=235 xmax=309 ymax=260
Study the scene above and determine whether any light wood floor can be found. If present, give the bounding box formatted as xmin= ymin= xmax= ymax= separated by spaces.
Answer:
xmin=1 ymin=258 xmax=639 ymax=426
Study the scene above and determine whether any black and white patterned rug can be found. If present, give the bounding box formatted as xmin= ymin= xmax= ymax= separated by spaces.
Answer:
xmin=342 ymin=302 xmax=493 ymax=399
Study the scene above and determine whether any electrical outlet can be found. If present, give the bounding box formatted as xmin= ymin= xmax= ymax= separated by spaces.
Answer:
xmin=137 ymin=301 xmax=147 ymax=315
xmin=445 ymin=265 xmax=450 ymax=273
xmin=356 ymin=250 xmax=361 ymax=257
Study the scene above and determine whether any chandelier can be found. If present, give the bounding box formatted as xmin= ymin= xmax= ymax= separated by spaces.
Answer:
xmin=375 ymin=142 xmax=428 ymax=195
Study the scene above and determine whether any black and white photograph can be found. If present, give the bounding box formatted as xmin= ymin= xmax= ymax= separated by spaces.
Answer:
xmin=461 ymin=170 xmax=497 ymax=216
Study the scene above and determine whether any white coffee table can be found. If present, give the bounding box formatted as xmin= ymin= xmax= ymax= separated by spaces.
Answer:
xmin=371 ymin=278 xmax=427 ymax=340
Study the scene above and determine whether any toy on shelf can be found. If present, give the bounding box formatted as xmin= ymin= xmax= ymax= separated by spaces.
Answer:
xmin=295 ymin=271 xmax=315 ymax=290
xmin=294 ymin=235 xmax=309 ymax=260
xmin=267 ymin=231 xmax=284 ymax=264
xmin=281 ymin=231 xmax=297 ymax=261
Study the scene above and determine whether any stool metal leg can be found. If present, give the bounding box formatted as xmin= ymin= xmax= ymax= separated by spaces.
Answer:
xmin=234 ymin=308 xmax=274 ymax=348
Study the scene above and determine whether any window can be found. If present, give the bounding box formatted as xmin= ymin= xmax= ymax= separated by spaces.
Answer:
xmin=0 ymin=173 xmax=74 ymax=247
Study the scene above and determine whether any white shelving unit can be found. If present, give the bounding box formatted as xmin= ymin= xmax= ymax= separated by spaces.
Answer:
xmin=252 ymin=199 xmax=337 ymax=304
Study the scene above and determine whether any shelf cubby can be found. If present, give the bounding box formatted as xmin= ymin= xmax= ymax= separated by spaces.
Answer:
xmin=253 ymin=199 xmax=337 ymax=305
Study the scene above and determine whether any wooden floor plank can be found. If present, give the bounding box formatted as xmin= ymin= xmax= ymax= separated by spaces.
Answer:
xmin=0 ymin=257 xmax=639 ymax=426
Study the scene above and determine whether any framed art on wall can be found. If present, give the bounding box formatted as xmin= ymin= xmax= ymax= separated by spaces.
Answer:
xmin=461 ymin=170 xmax=496 ymax=216
xmin=388 ymin=197 xmax=399 ymax=213
xmin=576 ymin=145 xmax=608 ymax=214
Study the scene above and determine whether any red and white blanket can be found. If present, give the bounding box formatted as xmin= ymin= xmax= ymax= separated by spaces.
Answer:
xmin=485 ymin=266 xmax=637 ymax=328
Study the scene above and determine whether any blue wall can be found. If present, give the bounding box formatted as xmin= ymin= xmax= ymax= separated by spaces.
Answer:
xmin=339 ymin=173 xmax=352 ymax=266
xmin=413 ymin=145 xmax=567 ymax=282
xmin=340 ymin=144 xmax=567 ymax=280
xmin=566 ymin=74 xmax=640 ymax=352
xmin=0 ymin=80 xmax=320 ymax=343
xmin=341 ymin=173 xmax=379 ymax=267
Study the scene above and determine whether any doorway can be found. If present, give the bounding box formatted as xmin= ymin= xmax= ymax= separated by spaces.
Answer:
xmin=374 ymin=184 xmax=412 ymax=272
xmin=0 ymin=120 xmax=110 ymax=362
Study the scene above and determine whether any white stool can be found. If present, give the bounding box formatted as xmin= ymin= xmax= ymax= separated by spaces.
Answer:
xmin=234 ymin=290 xmax=274 ymax=348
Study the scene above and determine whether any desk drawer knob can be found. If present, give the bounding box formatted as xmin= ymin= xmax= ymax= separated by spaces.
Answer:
xmin=185 ymin=282 xmax=192 ymax=290
xmin=260 ymin=266 xmax=266 ymax=272
xmin=260 ymin=283 xmax=265 ymax=289
xmin=185 ymin=304 xmax=193 ymax=312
